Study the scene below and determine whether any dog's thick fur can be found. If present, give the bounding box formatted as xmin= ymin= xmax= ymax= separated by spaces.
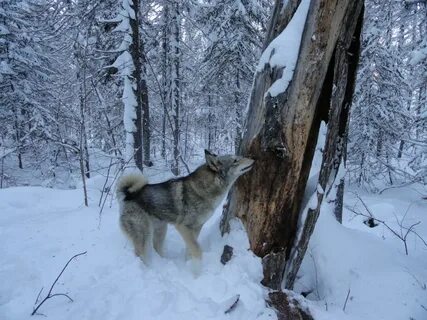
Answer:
xmin=116 ymin=150 xmax=254 ymax=265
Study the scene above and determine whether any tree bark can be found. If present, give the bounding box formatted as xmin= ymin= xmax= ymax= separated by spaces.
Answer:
xmin=13 ymin=106 xmax=23 ymax=169
xmin=267 ymin=291 xmax=313 ymax=320
xmin=234 ymin=70 xmax=242 ymax=153
xmin=161 ymin=4 xmax=169 ymax=160
xmin=170 ymin=2 xmax=181 ymax=176
xmin=129 ymin=0 xmax=145 ymax=171
xmin=141 ymin=46 xmax=151 ymax=167
xmin=78 ymin=66 xmax=90 ymax=179
xmin=207 ymin=94 xmax=213 ymax=150
xmin=221 ymin=0 xmax=364 ymax=293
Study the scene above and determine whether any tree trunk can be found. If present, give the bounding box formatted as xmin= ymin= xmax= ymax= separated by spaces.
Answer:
xmin=79 ymin=70 xmax=90 ymax=179
xmin=221 ymin=0 xmax=364 ymax=294
xmin=234 ymin=70 xmax=242 ymax=153
xmin=161 ymin=5 xmax=169 ymax=160
xmin=141 ymin=46 xmax=151 ymax=167
xmin=207 ymin=94 xmax=213 ymax=150
xmin=334 ymin=178 xmax=345 ymax=223
xmin=184 ymin=112 xmax=189 ymax=158
xmin=78 ymin=87 xmax=88 ymax=206
xmin=13 ymin=105 xmax=23 ymax=169
xmin=15 ymin=120 xmax=23 ymax=169
xmin=170 ymin=2 xmax=181 ymax=176
xmin=129 ymin=0 xmax=145 ymax=171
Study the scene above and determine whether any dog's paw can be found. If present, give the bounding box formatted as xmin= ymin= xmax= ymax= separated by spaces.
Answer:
xmin=190 ymin=258 xmax=202 ymax=278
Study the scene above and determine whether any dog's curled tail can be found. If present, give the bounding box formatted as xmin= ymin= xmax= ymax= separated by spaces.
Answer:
xmin=116 ymin=173 xmax=148 ymax=200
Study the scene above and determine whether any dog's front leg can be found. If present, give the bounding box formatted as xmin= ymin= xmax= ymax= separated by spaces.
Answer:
xmin=175 ymin=224 xmax=202 ymax=276
xmin=183 ymin=225 xmax=202 ymax=260
xmin=175 ymin=224 xmax=202 ymax=259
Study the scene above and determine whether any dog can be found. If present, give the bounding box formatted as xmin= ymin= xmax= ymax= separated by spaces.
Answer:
xmin=116 ymin=150 xmax=254 ymax=266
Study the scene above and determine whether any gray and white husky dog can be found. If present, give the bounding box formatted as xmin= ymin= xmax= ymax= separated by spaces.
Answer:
xmin=116 ymin=150 xmax=254 ymax=265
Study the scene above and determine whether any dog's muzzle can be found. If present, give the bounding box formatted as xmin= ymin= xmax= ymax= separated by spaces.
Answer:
xmin=240 ymin=163 xmax=254 ymax=173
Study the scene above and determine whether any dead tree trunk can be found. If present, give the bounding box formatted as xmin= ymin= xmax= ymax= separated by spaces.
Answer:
xmin=220 ymin=0 xmax=364 ymax=295
xmin=284 ymin=2 xmax=364 ymax=289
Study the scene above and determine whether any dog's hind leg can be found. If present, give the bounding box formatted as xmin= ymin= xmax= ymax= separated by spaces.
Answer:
xmin=120 ymin=215 xmax=153 ymax=265
xmin=153 ymin=221 xmax=167 ymax=257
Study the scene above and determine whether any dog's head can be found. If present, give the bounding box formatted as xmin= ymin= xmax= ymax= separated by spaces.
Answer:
xmin=204 ymin=149 xmax=254 ymax=184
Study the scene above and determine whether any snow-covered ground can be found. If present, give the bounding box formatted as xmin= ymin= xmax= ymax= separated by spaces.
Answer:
xmin=297 ymin=183 xmax=427 ymax=320
xmin=0 ymin=163 xmax=426 ymax=319
xmin=0 ymin=170 xmax=272 ymax=320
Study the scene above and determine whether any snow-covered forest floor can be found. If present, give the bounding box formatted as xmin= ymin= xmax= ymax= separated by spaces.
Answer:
xmin=1 ymin=154 xmax=426 ymax=320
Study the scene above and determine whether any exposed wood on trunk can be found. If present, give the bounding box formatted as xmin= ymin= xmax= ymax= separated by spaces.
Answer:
xmin=220 ymin=0 xmax=302 ymax=236
xmin=261 ymin=250 xmax=287 ymax=290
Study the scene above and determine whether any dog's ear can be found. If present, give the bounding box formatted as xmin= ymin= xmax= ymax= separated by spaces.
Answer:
xmin=204 ymin=149 xmax=217 ymax=157
xmin=205 ymin=149 xmax=220 ymax=171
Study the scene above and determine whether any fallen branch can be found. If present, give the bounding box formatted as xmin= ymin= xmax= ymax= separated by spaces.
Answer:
xmin=31 ymin=251 xmax=87 ymax=316
xmin=223 ymin=294 xmax=240 ymax=314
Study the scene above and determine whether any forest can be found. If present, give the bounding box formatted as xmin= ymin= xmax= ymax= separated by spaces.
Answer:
xmin=0 ymin=0 xmax=426 ymax=319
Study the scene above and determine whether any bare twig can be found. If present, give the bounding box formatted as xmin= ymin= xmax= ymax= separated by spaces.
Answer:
xmin=343 ymin=288 xmax=351 ymax=311
xmin=31 ymin=251 xmax=87 ymax=316
xmin=98 ymin=158 xmax=113 ymax=207
xmin=34 ymin=287 xmax=44 ymax=306
xmin=98 ymin=152 xmax=137 ymax=226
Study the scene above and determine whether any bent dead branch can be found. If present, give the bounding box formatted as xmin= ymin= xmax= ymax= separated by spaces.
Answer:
xmin=31 ymin=251 xmax=87 ymax=316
